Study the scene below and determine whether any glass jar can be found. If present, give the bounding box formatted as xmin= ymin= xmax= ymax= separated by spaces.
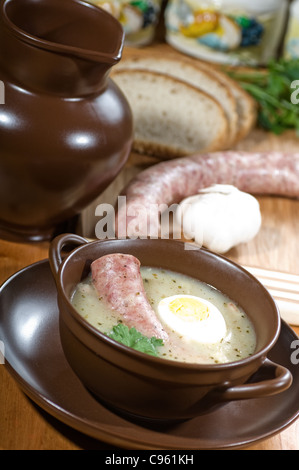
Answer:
xmin=284 ymin=0 xmax=299 ymax=59
xmin=165 ymin=0 xmax=288 ymax=65
xmin=87 ymin=0 xmax=162 ymax=46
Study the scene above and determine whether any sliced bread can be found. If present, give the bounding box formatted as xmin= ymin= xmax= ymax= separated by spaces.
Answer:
xmin=112 ymin=68 xmax=229 ymax=159
xmin=115 ymin=55 xmax=238 ymax=147
xmin=190 ymin=60 xmax=257 ymax=142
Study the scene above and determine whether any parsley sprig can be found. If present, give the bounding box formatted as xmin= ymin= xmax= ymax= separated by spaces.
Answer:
xmin=108 ymin=323 xmax=164 ymax=357
xmin=227 ymin=59 xmax=299 ymax=135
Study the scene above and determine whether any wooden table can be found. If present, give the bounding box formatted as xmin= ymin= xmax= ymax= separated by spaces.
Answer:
xmin=0 ymin=192 xmax=298 ymax=450
xmin=1 ymin=38 xmax=299 ymax=449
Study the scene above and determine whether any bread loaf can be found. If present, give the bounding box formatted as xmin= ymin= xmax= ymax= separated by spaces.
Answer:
xmin=112 ymin=68 xmax=229 ymax=159
xmin=115 ymin=55 xmax=239 ymax=146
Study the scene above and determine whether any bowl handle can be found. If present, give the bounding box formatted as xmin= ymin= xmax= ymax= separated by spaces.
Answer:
xmin=220 ymin=359 xmax=292 ymax=401
xmin=49 ymin=233 xmax=89 ymax=279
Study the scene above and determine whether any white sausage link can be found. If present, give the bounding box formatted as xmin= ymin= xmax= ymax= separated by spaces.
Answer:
xmin=116 ymin=152 xmax=299 ymax=238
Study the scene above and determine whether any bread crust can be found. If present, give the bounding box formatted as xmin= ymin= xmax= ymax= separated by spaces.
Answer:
xmin=112 ymin=68 xmax=229 ymax=159
xmin=115 ymin=55 xmax=239 ymax=147
xmin=115 ymin=49 xmax=257 ymax=150
xmin=186 ymin=59 xmax=257 ymax=142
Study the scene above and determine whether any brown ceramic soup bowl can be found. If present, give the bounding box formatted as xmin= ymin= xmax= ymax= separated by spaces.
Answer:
xmin=49 ymin=234 xmax=292 ymax=422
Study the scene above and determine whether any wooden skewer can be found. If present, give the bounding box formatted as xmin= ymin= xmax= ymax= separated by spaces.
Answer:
xmin=243 ymin=266 xmax=299 ymax=327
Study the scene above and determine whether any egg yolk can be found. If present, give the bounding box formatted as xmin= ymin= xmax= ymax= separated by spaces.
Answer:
xmin=168 ymin=297 xmax=210 ymax=322
xmin=157 ymin=295 xmax=227 ymax=344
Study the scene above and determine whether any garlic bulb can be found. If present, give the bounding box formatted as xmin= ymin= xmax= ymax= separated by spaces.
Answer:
xmin=176 ymin=185 xmax=262 ymax=253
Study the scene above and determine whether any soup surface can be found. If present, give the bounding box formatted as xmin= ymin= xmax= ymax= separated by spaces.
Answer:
xmin=71 ymin=266 xmax=256 ymax=364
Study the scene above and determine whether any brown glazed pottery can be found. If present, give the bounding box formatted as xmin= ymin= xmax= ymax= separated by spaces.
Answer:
xmin=0 ymin=0 xmax=133 ymax=242
xmin=49 ymin=234 xmax=293 ymax=422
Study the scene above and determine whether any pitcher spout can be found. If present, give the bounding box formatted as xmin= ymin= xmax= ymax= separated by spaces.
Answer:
xmin=0 ymin=0 xmax=125 ymax=95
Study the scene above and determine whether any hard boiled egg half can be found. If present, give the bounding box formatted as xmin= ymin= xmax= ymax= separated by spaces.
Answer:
xmin=157 ymin=295 xmax=227 ymax=344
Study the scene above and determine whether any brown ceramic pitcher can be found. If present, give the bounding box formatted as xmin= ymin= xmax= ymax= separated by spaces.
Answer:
xmin=0 ymin=0 xmax=133 ymax=242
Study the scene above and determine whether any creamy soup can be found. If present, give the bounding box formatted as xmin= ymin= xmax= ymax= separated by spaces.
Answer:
xmin=71 ymin=267 xmax=256 ymax=365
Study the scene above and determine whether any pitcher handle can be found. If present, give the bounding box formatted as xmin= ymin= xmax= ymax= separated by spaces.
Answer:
xmin=220 ymin=359 xmax=292 ymax=401
xmin=49 ymin=233 xmax=89 ymax=279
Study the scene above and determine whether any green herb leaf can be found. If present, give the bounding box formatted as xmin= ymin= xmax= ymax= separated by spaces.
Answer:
xmin=227 ymin=58 xmax=299 ymax=134
xmin=108 ymin=323 xmax=164 ymax=357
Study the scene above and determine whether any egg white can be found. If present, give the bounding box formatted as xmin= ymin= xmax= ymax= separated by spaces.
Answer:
xmin=157 ymin=294 xmax=227 ymax=344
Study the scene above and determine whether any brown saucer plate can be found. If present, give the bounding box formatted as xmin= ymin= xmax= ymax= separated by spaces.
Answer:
xmin=0 ymin=260 xmax=299 ymax=450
